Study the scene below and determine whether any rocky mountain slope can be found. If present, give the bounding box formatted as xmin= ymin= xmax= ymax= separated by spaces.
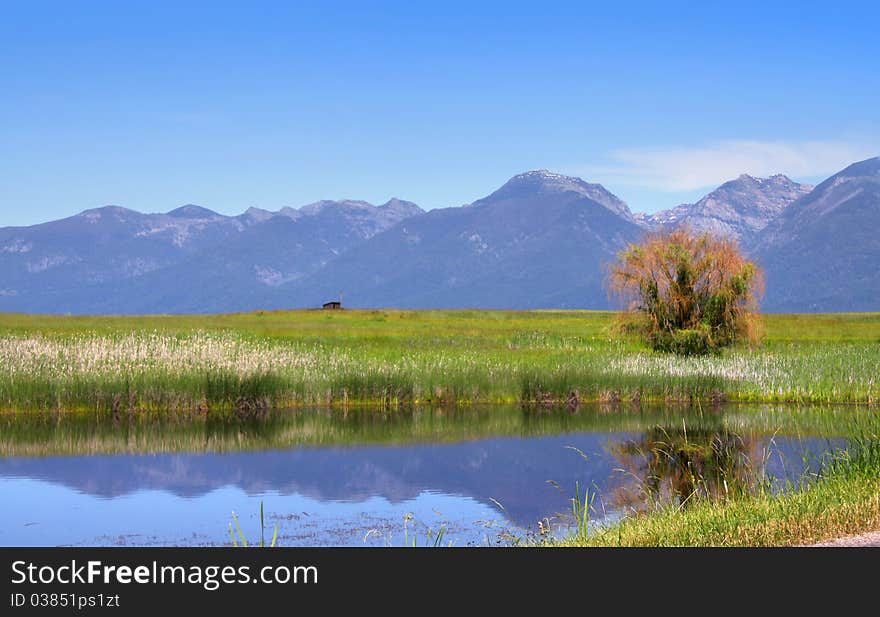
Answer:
xmin=754 ymin=156 xmax=880 ymax=311
xmin=637 ymin=174 xmax=812 ymax=247
xmin=283 ymin=170 xmax=644 ymax=309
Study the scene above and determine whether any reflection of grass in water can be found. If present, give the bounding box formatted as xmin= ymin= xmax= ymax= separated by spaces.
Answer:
xmin=540 ymin=427 xmax=767 ymax=542
xmin=556 ymin=423 xmax=880 ymax=547
xmin=0 ymin=310 xmax=878 ymax=413
xmin=608 ymin=425 xmax=773 ymax=513
xmin=1 ymin=403 xmax=877 ymax=457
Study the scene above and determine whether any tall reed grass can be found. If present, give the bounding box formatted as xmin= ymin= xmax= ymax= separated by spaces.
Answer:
xmin=0 ymin=310 xmax=877 ymax=413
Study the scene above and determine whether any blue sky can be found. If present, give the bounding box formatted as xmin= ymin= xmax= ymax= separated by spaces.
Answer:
xmin=1 ymin=1 xmax=877 ymax=226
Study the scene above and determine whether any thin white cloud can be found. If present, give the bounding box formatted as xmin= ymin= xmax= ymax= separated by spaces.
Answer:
xmin=576 ymin=140 xmax=877 ymax=191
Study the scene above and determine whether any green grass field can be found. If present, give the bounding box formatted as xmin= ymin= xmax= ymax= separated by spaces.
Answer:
xmin=0 ymin=310 xmax=878 ymax=413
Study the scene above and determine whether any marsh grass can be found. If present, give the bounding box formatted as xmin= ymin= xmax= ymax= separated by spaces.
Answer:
xmin=569 ymin=481 xmax=596 ymax=540
xmin=229 ymin=501 xmax=279 ymax=548
xmin=557 ymin=424 xmax=880 ymax=547
xmin=0 ymin=310 xmax=878 ymax=413
xmin=363 ymin=512 xmax=451 ymax=547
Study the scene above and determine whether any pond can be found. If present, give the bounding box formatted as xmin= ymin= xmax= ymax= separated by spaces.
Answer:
xmin=0 ymin=404 xmax=872 ymax=546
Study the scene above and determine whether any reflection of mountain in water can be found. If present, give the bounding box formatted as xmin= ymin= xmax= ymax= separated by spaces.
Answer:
xmin=0 ymin=432 xmax=843 ymax=528
xmin=0 ymin=434 xmax=626 ymax=527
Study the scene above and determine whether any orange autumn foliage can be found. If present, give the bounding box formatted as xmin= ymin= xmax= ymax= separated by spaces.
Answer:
xmin=609 ymin=228 xmax=763 ymax=354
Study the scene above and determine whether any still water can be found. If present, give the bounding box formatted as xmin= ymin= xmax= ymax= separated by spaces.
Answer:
xmin=0 ymin=405 xmax=867 ymax=546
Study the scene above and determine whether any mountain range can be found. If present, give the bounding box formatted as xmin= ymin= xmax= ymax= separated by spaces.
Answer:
xmin=1 ymin=156 xmax=878 ymax=314
xmin=636 ymin=173 xmax=813 ymax=246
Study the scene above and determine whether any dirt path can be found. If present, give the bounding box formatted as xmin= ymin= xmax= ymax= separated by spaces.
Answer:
xmin=810 ymin=530 xmax=880 ymax=547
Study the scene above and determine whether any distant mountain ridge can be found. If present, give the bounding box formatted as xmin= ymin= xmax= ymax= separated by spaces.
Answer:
xmin=637 ymin=173 xmax=812 ymax=246
xmin=753 ymin=156 xmax=880 ymax=311
xmin=1 ymin=158 xmax=878 ymax=313
xmin=281 ymin=169 xmax=644 ymax=310
xmin=0 ymin=198 xmax=423 ymax=313
xmin=478 ymin=170 xmax=637 ymax=222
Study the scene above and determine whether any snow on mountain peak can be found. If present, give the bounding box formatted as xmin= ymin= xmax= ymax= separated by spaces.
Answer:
xmin=637 ymin=173 xmax=813 ymax=243
xmin=485 ymin=170 xmax=635 ymax=220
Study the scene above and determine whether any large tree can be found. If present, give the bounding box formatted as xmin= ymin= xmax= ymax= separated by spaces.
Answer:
xmin=609 ymin=228 xmax=763 ymax=354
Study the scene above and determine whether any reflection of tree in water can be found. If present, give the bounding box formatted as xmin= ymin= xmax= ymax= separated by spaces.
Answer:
xmin=610 ymin=425 xmax=767 ymax=512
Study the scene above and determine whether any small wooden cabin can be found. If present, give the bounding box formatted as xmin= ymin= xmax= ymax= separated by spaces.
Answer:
xmin=322 ymin=301 xmax=342 ymax=310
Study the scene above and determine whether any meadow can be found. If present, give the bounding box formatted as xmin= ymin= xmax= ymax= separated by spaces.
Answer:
xmin=0 ymin=310 xmax=879 ymax=414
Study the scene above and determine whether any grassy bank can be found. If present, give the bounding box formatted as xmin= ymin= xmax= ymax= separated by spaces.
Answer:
xmin=0 ymin=310 xmax=878 ymax=412
xmin=557 ymin=434 xmax=880 ymax=547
